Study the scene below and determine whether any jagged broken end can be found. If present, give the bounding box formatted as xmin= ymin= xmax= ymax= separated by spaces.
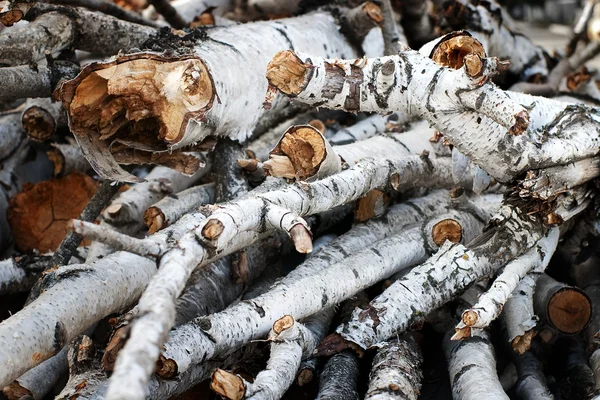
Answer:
xmin=46 ymin=147 xmax=66 ymax=177
xmin=210 ymin=369 xmax=246 ymax=400
xmin=56 ymin=52 xmax=216 ymax=181
xmin=156 ymin=356 xmax=178 ymax=379
xmin=290 ymin=224 xmax=313 ymax=254
xmin=266 ymin=50 xmax=312 ymax=96
xmin=511 ymin=329 xmax=536 ymax=355
xmin=314 ymin=333 xmax=365 ymax=358
xmin=144 ymin=207 xmax=166 ymax=234
xmin=429 ymin=31 xmax=486 ymax=70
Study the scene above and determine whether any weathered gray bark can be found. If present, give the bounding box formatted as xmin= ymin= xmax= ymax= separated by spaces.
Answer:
xmin=0 ymin=61 xmax=79 ymax=102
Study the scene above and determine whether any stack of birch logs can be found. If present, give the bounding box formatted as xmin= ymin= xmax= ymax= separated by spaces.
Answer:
xmin=3 ymin=0 xmax=600 ymax=398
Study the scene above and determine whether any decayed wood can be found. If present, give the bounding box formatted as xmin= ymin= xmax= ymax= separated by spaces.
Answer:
xmin=533 ymin=273 xmax=592 ymax=335
xmin=453 ymin=228 xmax=559 ymax=338
xmin=0 ymin=251 xmax=156 ymax=387
xmin=58 ymin=8 xmax=362 ymax=182
xmin=7 ymin=173 xmax=98 ymax=253
xmin=365 ymin=335 xmax=423 ymax=400
xmin=20 ymin=98 xmax=63 ymax=143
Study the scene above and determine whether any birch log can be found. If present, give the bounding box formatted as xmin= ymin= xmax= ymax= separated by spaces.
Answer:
xmin=365 ymin=335 xmax=423 ymax=400
xmin=503 ymin=273 xmax=539 ymax=354
xmin=266 ymin=48 xmax=600 ymax=192
xmin=0 ymin=252 xmax=156 ymax=387
xmin=47 ymin=143 xmax=93 ymax=178
xmin=20 ymin=98 xmax=63 ymax=142
xmin=57 ymin=7 xmax=368 ymax=181
xmin=512 ymin=351 xmax=554 ymax=400
xmin=334 ymin=205 xmax=550 ymax=351
xmin=159 ymin=207 xmax=490 ymax=382
xmin=454 ymin=228 xmax=559 ymax=337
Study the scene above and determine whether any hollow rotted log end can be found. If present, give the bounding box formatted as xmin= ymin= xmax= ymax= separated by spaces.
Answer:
xmin=2 ymin=382 xmax=32 ymax=400
xmin=430 ymin=31 xmax=486 ymax=70
xmin=432 ymin=219 xmax=463 ymax=246
xmin=268 ymin=125 xmax=329 ymax=181
xmin=144 ymin=207 xmax=166 ymax=234
xmin=511 ymin=330 xmax=536 ymax=355
xmin=547 ymin=287 xmax=592 ymax=334
xmin=290 ymin=224 xmax=313 ymax=254
xmin=266 ymin=50 xmax=311 ymax=96
xmin=210 ymin=369 xmax=245 ymax=400
xmin=202 ymin=219 xmax=225 ymax=240
xmin=155 ymin=355 xmax=178 ymax=379
xmin=509 ymin=110 xmax=530 ymax=136
xmin=21 ymin=106 xmax=56 ymax=142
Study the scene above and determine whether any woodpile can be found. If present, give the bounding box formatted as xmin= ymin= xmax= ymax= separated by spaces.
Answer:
xmin=2 ymin=0 xmax=600 ymax=399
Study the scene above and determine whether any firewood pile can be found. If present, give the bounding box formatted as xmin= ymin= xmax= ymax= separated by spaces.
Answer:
xmin=3 ymin=0 xmax=600 ymax=398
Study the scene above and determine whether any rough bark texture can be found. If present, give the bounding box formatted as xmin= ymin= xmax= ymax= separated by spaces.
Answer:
xmin=365 ymin=335 xmax=423 ymax=400
xmin=0 ymin=61 xmax=79 ymax=102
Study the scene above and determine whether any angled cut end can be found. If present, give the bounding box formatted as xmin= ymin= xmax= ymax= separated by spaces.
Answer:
xmin=266 ymin=50 xmax=311 ymax=96
xmin=461 ymin=309 xmax=478 ymax=327
xmin=273 ymin=315 xmax=295 ymax=335
xmin=210 ymin=369 xmax=245 ymax=400
xmin=290 ymin=224 xmax=313 ymax=254
xmin=144 ymin=207 xmax=166 ymax=234
xmin=202 ymin=219 xmax=225 ymax=240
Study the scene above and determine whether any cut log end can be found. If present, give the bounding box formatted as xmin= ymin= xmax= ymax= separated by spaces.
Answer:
xmin=63 ymin=56 xmax=215 ymax=149
xmin=363 ymin=1 xmax=384 ymax=24
xmin=290 ymin=224 xmax=313 ymax=254
xmin=547 ymin=287 xmax=592 ymax=334
xmin=355 ymin=189 xmax=388 ymax=222
xmin=461 ymin=309 xmax=478 ymax=327
xmin=210 ymin=369 xmax=245 ymax=400
xmin=202 ymin=219 xmax=225 ymax=240
xmin=432 ymin=218 xmax=462 ymax=246
xmin=266 ymin=50 xmax=310 ymax=96
xmin=144 ymin=207 xmax=166 ymax=234
xmin=273 ymin=315 xmax=295 ymax=335
xmin=297 ymin=368 xmax=314 ymax=386
xmin=430 ymin=32 xmax=486 ymax=70
xmin=21 ymin=106 xmax=56 ymax=142
xmin=511 ymin=330 xmax=536 ymax=355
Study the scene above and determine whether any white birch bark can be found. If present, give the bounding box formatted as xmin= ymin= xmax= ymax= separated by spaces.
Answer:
xmin=328 ymin=112 xmax=412 ymax=145
xmin=59 ymin=10 xmax=363 ymax=181
xmin=162 ymin=208 xmax=489 ymax=380
xmin=144 ymin=183 xmax=215 ymax=233
xmin=455 ymin=228 xmax=559 ymax=335
xmin=445 ymin=329 xmax=509 ymax=400
xmin=102 ymin=163 xmax=210 ymax=228
xmin=513 ymin=351 xmax=554 ymax=400
xmin=365 ymin=335 xmax=423 ymax=400
xmin=0 ymin=251 xmax=156 ymax=388
xmin=172 ymin=0 xmax=234 ymax=23
xmin=336 ymin=205 xmax=548 ymax=350
xmin=213 ymin=310 xmax=334 ymax=400
xmin=503 ymin=273 xmax=539 ymax=354
xmin=268 ymin=50 xmax=600 ymax=189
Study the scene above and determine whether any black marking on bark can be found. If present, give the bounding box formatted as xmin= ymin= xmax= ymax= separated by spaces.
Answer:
xmin=273 ymin=25 xmax=295 ymax=51
xmin=384 ymin=133 xmax=412 ymax=153
xmin=252 ymin=301 xmax=266 ymax=317
xmin=475 ymin=92 xmax=486 ymax=110
xmin=54 ymin=321 xmax=67 ymax=351
xmin=322 ymin=62 xmax=345 ymax=100
xmin=452 ymin=364 xmax=477 ymax=386
xmin=344 ymin=64 xmax=363 ymax=112
xmin=40 ymin=267 xmax=94 ymax=291
xmin=425 ymin=69 xmax=444 ymax=113
xmin=322 ymin=293 xmax=329 ymax=307
xmin=371 ymin=247 xmax=382 ymax=258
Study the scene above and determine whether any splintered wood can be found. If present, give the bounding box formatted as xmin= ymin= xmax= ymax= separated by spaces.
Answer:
xmin=3 ymin=0 xmax=600 ymax=399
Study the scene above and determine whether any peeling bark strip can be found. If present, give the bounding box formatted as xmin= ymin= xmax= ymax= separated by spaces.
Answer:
xmin=211 ymin=310 xmax=334 ymax=400
xmin=0 ymin=251 xmax=155 ymax=387
xmin=161 ymin=207 xmax=490 ymax=383
xmin=365 ymin=335 xmax=423 ymax=400
xmin=445 ymin=330 xmax=509 ymax=400
xmin=454 ymin=228 xmax=559 ymax=338
xmin=336 ymin=205 xmax=548 ymax=350
xmin=267 ymin=49 xmax=600 ymax=190
xmin=58 ymin=11 xmax=361 ymax=182
xmin=533 ymin=274 xmax=592 ymax=334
